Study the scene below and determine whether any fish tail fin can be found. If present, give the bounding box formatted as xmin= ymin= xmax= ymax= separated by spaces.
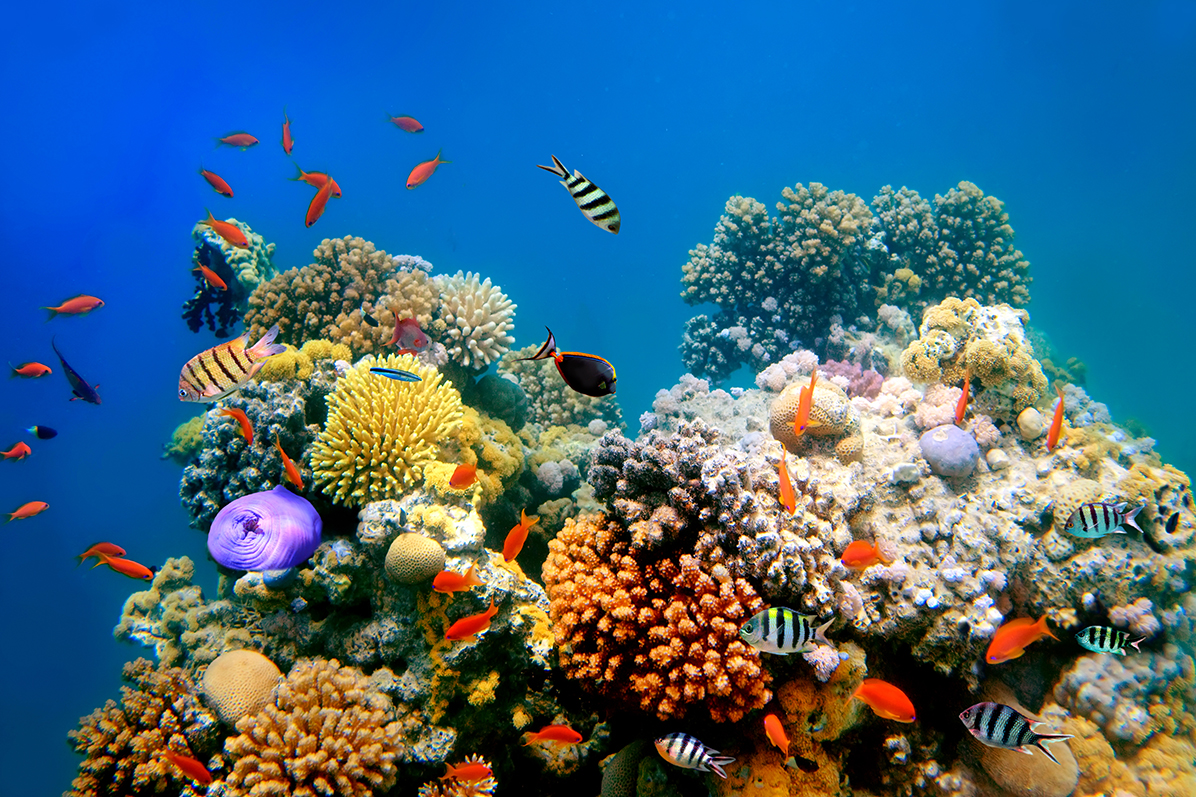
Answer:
xmin=1037 ymin=615 xmax=1059 ymax=640
xmin=1122 ymin=505 xmax=1145 ymax=534
xmin=435 ymin=148 xmax=450 ymax=164
xmin=709 ymin=755 xmax=735 ymax=779
xmin=1032 ymin=734 xmax=1073 ymax=764
xmin=289 ymin=163 xmax=306 ymax=181
xmin=536 ymin=154 xmax=568 ymax=178
xmin=43 ymin=307 xmax=58 ymax=321
xmin=248 ymin=324 xmax=287 ymax=359
xmin=8 ymin=364 xmax=14 ymax=378
xmin=814 ymin=617 xmax=834 ymax=648
xmin=3 ymin=513 xmax=11 ymax=523
xmin=1131 ymin=636 xmax=1146 ymax=652
xmin=520 ymin=327 xmax=557 ymax=361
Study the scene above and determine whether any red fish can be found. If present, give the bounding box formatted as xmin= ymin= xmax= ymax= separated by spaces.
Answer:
xmin=777 ymin=450 xmax=795 ymax=514
xmin=10 ymin=362 xmax=52 ymax=378
xmin=389 ymin=114 xmax=424 ymax=133
xmin=275 ymin=438 xmax=304 ymax=490
xmin=955 ymin=366 xmax=971 ymax=425
xmin=289 ymin=165 xmax=342 ymax=197
xmin=199 ymin=168 xmax=233 ymax=198
xmin=201 ymin=211 xmax=249 ymax=249
xmin=763 ymin=713 xmax=789 ymax=756
xmin=388 ymin=313 xmax=430 ymax=353
xmin=432 ymin=565 xmax=484 ymax=594
xmin=77 ymin=541 xmax=126 ymax=566
xmin=1 ymin=442 xmax=32 ymax=460
xmin=44 ymin=294 xmax=104 ymax=319
xmin=523 ymin=724 xmax=583 ymax=745
xmin=793 ymin=370 xmax=818 ymax=436
xmin=853 ymin=679 xmax=917 ymax=722
xmin=503 ymin=509 xmax=539 ymax=562
xmin=841 ymin=540 xmax=893 ymax=570
xmin=95 ymin=553 xmax=154 ymax=580
xmin=193 ymin=265 xmax=227 ymax=291
xmin=216 ymin=132 xmax=259 ymax=149
xmin=218 ymin=407 xmax=254 ymax=445
xmin=305 ymin=173 xmax=336 ymax=228
xmin=1046 ymin=384 xmax=1065 ymax=452
xmin=6 ymin=501 xmax=48 ymax=522
xmin=986 ymin=615 xmax=1057 ymax=664
xmin=407 ymin=149 xmax=450 ymax=189
xmin=449 ymin=463 xmax=477 ymax=489
xmin=162 ymin=750 xmax=213 ymax=784
xmin=281 ymin=108 xmax=294 ymax=155
xmin=441 ymin=760 xmax=493 ymax=782
xmin=445 ymin=599 xmax=498 ymax=642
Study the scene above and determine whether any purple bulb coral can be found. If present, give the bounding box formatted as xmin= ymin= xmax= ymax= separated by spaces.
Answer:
xmin=207 ymin=485 xmax=322 ymax=571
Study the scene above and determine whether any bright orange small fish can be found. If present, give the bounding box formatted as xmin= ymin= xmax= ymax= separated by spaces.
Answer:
xmin=853 ymin=679 xmax=917 ymax=722
xmin=275 ymin=438 xmax=303 ymax=489
xmin=777 ymin=450 xmax=795 ymax=514
xmin=793 ymin=370 xmax=818 ymax=436
xmin=95 ymin=553 xmax=154 ymax=580
xmin=955 ymin=366 xmax=971 ymax=425
xmin=10 ymin=361 xmax=52 ymax=378
xmin=1 ymin=442 xmax=32 ymax=460
xmin=44 ymin=294 xmax=105 ymax=319
xmin=432 ymin=565 xmax=484 ymax=594
xmin=986 ymin=615 xmax=1057 ymax=664
xmin=289 ymin=165 xmax=342 ymax=197
xmin=445 ymin=599 xmax=499 ymax=642
xmin=201 ymin=210 xmax=249 ymax=249
xmin=1046 ymin=384 xmax=1065 ymax=452
xmin=193 ymin=265 xmax=227 ymax=291
xmin=77 ymin=541 xmax=126 ymax=566
xmin=763 ymin=713 xmax=789 ymax=756
xmin=281 ymin=108 xmax=294 ymax=155
xmin=6 ymin=501 xmax=48 ymax=522
xmin=449 ymin=463 xmax=477 ymax=489
xmin=215 ymin=132 xmax=259 ymax=149
xmin=407 ymin=149 xmax=450 ymax=189
xmin=199 ymin=168 xmax=233 ymax=197
xmin=523 ymin=724 xmax=583 ymax=745
xmin=441 ymin=760 xmax=493 ymax=782
xmin=388 ymin=114 xmax=424 ymax=133
xmin=841 ymin=540 xmax=893 ymax=570
xmin=503 ymin=509 xmax=539 ymax=562
xmin=218 ymin=407 xmax=253 ymax=445
xmin=162 ymin=750 xmax=213 ymax=784
xmin=305 ymin=173 xmax=336 ymax=228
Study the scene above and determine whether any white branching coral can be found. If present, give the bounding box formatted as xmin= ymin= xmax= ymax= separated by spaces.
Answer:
xmin=433 ymin=271 xmax=516 ymax=369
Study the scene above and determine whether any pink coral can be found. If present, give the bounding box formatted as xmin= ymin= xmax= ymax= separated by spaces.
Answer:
xmin=802 ymin=644 xmax=842 ymax=682
xmin=914 ymin=384 xmax=962 ymax=429
xmin=822 ymin=359 xmax=884 ymax=399
xmin=969 ymin=414 xmax=1001 ymax=447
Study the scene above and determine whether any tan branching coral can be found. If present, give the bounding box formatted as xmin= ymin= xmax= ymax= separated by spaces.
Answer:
xmin=218 ymin=658 xmax=405 ymax=796
xmin=933 ymin=180 xmax=1031 ymax=307
xmin=431 ymin=270 xmax=517 ymax=369
xmin=313 ymin=353 xmax=463 ymax=506
xmin=498 ymin=343 xmax=623 ymax=428
xmin=66 ymin=658 xmax=218 ymax=796
xmin=543 ymin=514 xmax=770 ymax=722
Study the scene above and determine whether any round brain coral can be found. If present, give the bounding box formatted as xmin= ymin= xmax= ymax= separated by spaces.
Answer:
xmin=312 ymin=353 xmax=463 ymax=506
xmin=431 ymin=270 xmax=517 ymax=369
xmin=201 ymin=649 xmax=282 ymax=725
xmin=384 ymin=533 xmax=445 ymax=584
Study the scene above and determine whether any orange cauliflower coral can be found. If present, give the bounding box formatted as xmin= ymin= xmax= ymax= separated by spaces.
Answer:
xmin=542 ymin=514 xmax=770 ymax=722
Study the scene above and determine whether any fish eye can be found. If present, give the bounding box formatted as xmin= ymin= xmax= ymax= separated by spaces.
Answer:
xmin=178 ymin=389 xmax=188 ymax=398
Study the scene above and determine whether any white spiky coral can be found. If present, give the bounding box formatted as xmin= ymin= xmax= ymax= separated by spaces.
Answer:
xmin=433 ymin=271 xmax=516 ymax=368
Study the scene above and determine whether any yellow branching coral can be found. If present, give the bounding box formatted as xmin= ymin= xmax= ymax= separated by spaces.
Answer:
xmin=313 ymin=353 xmax=463 ymax=506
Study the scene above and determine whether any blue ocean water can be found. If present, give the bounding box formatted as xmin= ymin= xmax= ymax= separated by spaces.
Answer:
xmin=0 ymin=2 xmax=1192 ymax=794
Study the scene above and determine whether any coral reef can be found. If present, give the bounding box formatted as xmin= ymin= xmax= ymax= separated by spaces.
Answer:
xmin=430 ymin=271 xmax=517 ymax=370
xmin=183 ymin=219 xmax=277 ymax=337
xmin=256 ymin=338 xmax=352 ymax=382
xmin=769 ymin=377 xmax=865 ymax=461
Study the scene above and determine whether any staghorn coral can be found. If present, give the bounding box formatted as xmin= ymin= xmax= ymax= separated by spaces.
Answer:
xmin=497 ymin=343 xmax=624 ymax=429
xmin=245 ymin=236 xmax=437 ymax=358
xmin=66 ymin=658 xmax=219 ymax=796
xmin=430 ymin=271 xmax=517 ymax=369
xmin=184 ymin=219 xmax=277 ymax=337
xmin=312 ymin=353 xmax=463 ymax=506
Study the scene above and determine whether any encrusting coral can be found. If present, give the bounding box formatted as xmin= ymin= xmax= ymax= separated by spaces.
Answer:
xmin=430 ymin=271 xmax=517 ymax=370
xmin=162 ymin=415 xmax=205 ymax=464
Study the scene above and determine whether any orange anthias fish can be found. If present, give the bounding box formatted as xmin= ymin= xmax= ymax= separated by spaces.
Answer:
xmin=777 ymin=450 xmax=796 ymax=514
xmin=162 ymin=750 xmax=213 ymax=784
xmin=1046 ymin=384 xmax=1066 ymax=452
xmin=955 ymin=366 xmax=971 ymax=425
xmin=281 ymin=108 xmax=294 ymax=155
xmin=853 ymin=679 xmax=917 ymax=722
xmin=6 ymin=501 xmax=48 ymax=522
xmin=77 ymin=541 xmax=126 ymax=566
xmin=407 ymin=149 xmax=450 ymax=189
xmin=95 ymin=553 xmax=154 ymax=580
xmin=763 ymin=713 xmax=789 ymax=756
xmin=275 ymin=438 xmax=303 ymax=490
xmin=289 ymin=165 xmax=342 ymax=197
xmin=389 ymin=114 xmax=424 ymax=133
xmin=986 ymin=616 xmax=1057 ymax=664
xmin=216 ymin=132 xmax=259 ymax=149
xmin=793 ymin=370 xmax=818 ymax=436
xmin=10 ymin=361 xmax=52 ymax=378
xmin=44 ymin=294 xmax=105 ymax=319
xmin=200 ymin=211 xmax=249 ymax=249
xmin=449 ymin=463 xmax=478 ymax=489
xmin=441 ymin=760 xmax=493 ymax=782
xmin=1 ymin=442 xmax=32 ymax=460
xmin=218 ymin=408 xmax=254 ymax=445
xmin=388 ymin=313 xmax=430 ymax=353
xmin=841 ymin=540 xmax=893 ymax=570
xmin=445 ymin=599 xmax=499 ymax=642
xmin=503 ymin=509 xmax=540 ymax=562
xmin=305 ymin=173 xmax=336 ymax=228
xmin=199 ymin=168 xmax=233 ymax=197
xmin=432 ymin=565 xmax=484 ymax=594
xmin=193 ymin=265 xmax=227 ymax=291
xmin=523 ymin=724 xmax=583 ymax=745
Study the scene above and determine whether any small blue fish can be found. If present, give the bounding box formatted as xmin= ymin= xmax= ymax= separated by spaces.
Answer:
xmin=1063 ymin=501 xmax=1144 ymax=538
xmin=369 ymin=367 xmax=422 ymax=382
xmin=51 ymin=337 xmax=101 ymax=404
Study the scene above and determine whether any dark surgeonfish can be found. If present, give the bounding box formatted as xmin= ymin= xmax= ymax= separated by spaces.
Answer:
xmin=521 ymin=326 xmax=616 ymax=397
xmin=536 ymin=154 xmax=621 ymax=234
xmin=51 ymin=338 xmax=101 ymax=404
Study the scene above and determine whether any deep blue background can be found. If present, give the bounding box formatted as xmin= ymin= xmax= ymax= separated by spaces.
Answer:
xmin=1 ymin=2 xmax=1193 ymax=793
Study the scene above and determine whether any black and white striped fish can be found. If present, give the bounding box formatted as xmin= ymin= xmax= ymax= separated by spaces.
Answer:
xmin=1063 ymin=501 xmax=1144 ymax=538
xmin=654 ymin=733 xmax=735 ymax=779
xmin=739 ymin=607 xmax=833 ymax=655
xmin=536 ymin=154 xmax=621 ymax=234
xmin=959 ymin=702 xmax=1073 ymax=764
xmin=1075 ymin=625 xmax=1145 ymax=656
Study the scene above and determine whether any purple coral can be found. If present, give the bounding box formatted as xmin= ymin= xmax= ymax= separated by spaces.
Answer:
xmin=208 ymin=485 xmax=322 ymax=570
xmin=822 ymin=359 xmax=884 ymax=399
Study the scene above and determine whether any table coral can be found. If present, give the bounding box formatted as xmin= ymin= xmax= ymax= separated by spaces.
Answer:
xmin=430 ymin=270 xmax=517 ymax=370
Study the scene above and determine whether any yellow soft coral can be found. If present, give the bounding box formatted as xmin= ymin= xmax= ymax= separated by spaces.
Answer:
xmin=312 ymin=353 xmax=463 ymax=506
xmin=300 ymin=338 xmax=352 ymax=362
xmin=255 ymin=343 xmax=314 ymax=382
xmin=163 ymin=416 xmax=205 ymax=463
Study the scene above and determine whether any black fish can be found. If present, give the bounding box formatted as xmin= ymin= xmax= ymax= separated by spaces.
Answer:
xmin=50 ymin=338 xmax=101 ymax=404
xmin=520 ymin=326 xmax=616 ymax=398
xmin=361 ymin=303 xmax=379 ymax=327
xmin=369 ymin=367 xmax=422 ymax=382
xmin=26 ymin=426 xmax=57 ymax=440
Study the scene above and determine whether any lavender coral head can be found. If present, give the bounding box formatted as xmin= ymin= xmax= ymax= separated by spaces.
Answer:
xmin=208 ymin=485 xmax=322 ymax=571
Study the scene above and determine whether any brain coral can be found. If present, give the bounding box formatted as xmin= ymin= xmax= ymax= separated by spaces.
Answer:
xmin=431 ymin=270 xmax=517 ymax=369
xmin=385 ymin=532 xmax=446 ymax=584
xmin=769 ymin=377 xmax=864 ymax=462
xmin=201 ymin=648 xmax=282 ymax=725
xmin=312 ymin=353 xmax=463 ymax=506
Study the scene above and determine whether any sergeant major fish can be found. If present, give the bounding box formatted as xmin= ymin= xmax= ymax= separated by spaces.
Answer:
xmin=959 ymin=702 xmax=1073 ymax=764
xmin=536 ymin=154 xmax=621 ymax=234
xmin=740 ymin=607 xmax=833 ymax=655
xmin=1075 ymin=625 xmax=1145 ymax=655
xmin=1063 ymin=501 xmax=1144 ymax=538
xmin=654 ymin=733 xmax=735 ymax=779
xmin=178 ymin=324 xmax=285 ymax=402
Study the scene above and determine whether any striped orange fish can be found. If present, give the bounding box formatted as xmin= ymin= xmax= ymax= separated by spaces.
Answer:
xmin=178 ymin=324 xmax=285 ymax=402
